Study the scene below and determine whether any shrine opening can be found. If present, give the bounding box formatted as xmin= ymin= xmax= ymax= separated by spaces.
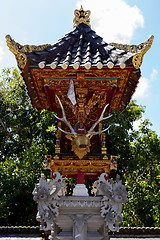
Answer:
xmin=6 ymin=6 xmax=153 ymax=240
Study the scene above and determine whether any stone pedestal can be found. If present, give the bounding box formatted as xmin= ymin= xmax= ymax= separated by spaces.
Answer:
xmin=55 ymin=196 xmax=106 ymax=240
xmin=33 ymin=172 xmax=128 ymax=240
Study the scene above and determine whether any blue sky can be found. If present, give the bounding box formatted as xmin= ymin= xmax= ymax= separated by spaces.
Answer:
xmin=0 ymin=0 xmax=159 ymax=136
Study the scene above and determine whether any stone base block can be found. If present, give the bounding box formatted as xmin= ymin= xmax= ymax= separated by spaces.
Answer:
xmin=72 ymin=184 xmax=89 ymax=196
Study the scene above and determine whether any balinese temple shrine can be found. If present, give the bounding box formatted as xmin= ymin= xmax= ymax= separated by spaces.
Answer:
xmin=6 ymin=7 xmax=153 ymax=183
xmin=6 ymin=7 xmax=153 ymax=240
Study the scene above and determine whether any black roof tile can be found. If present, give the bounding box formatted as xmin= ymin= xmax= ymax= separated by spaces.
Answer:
xmin=26 ymin=23 xmax=137 ymax=69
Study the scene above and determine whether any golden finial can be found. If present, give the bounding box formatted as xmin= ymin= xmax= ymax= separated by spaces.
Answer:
xmin=73 ymin=6 xmax=91 ymax=27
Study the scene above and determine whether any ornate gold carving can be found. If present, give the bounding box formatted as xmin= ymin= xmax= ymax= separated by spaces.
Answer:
xmin=6 ymin=35 xmax=51 ymax=53
xmin=132 ymin=35 xmax=154 ymax=69
xmin=6 ymin=35 xmax=27 ymax=69
xmin=16 ymin=53 xmax=27 ymax=69
xmin=101 ymin=133 xmax=107 ymax=154
xmin=110 ymin=155 xmax=117 ymax=171
xmin=55 ymin=142 xmax=61 ymax=153
xmin=44 ymin=155 xmax=52 ymax=169
xmin=73 ymin=6 xmax=91 ymax=27
xmin=49 ymin=158 xmax=112 ymax=175
xmin=132 ymin=53 xmax=143 ymax=69
xmin=99 ymin=123 xmax=102 ymax=132
xmin=103 ymin=155 xmax=108 ymax=160
xmin=71 ymin=135 xmax=91 ymax=159
xmin=6 ymin=35 xmax=51 ymax=69
xmin=29 ymin=67 xmax=132 ymax=113
xmin=110 ymin=35 xmax=154 ymax=53
xmin=110 ymin=35 xmax=154 ymax=69
xmin=44 ymin=77 xmax=116 ymax=92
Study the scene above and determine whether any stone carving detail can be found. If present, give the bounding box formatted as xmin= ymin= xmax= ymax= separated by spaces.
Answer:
xmin=58 ymin=198 xmax=101 ymax=208
xmin=33 ymin=172 xmax=127 ymax=238
xmin=93 ymin=173 xmax=128 ymax=232
xmin=70 ymin=214 xmax=91 ymax=240
xmin=32 ymin=172 xmax=66 ymax=231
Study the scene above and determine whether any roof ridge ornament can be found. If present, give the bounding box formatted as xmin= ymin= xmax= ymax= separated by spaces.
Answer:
xmin=5 ymin=35 xmax=51 ymax=69
xmin=110 ymin=35 xmax=154 ymax=69
xmin=132 ymin=35 xmax=154 ymax=69
xmin=73 ymin=6 xmax=91 ymax=28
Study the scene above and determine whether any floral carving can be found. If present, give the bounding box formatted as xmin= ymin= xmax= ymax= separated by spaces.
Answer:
xmin=92 ymin=173 xmax=128 ymax=231
xmin=32 ymin=172 xmax=66 ymax=231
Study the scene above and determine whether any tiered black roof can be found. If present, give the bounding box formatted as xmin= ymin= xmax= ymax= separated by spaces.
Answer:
xmin=27 ymin=23 xmax=133 ymax=69
xmin=6 ymin=18 xmax=153 ymax=71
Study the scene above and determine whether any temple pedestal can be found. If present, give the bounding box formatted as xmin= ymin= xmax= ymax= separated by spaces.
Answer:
xmin=33 ymin=172 xmax=127 ymax=240
xmin=48 ymin=196 xmax=108 ymax=240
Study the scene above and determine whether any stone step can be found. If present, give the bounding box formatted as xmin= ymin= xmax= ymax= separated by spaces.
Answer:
xmin=87 ymin=231 xmax=103 ymax=240
xmin=57 ymin=231 xmax=103 ymax=240
xmin=57 ymin=231 xmax=73 ymax=240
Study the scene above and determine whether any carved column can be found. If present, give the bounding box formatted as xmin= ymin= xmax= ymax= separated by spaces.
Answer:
xmin=70 ymin=214 xmax=91 ymax=240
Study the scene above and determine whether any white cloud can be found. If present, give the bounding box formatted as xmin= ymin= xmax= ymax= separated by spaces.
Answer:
xmin=76 ymin=0 xmax=144 ymax=43
xmin=150 ymin=68 xmax=158 ymax=81
xmin=133 ymin=68 xmax=158 ymax=99
xmin=133 ymin=76 xmax=149 ymax=99
xmin=133 ymin=117 xmax=144 ymax=131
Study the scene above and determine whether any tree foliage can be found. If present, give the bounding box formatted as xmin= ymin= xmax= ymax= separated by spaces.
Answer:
xmin=122 ymin=121 xmax=160 ymax=227
xmin=0 ymin=68 xmax=159 ymax=227
xmin=0 ymin=68 xmax=56 ymax=225
xmin=102 ymin=102 xmax=160 ymax=227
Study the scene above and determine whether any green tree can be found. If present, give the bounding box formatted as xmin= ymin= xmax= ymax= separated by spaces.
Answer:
xmin=103 ymin=104 xmax=160 ymax=227
xmin=122 ymin=121 xmax=160 ymax=227
xmin=0 ymin=147 xmax=43 ymax=225
xmin=0 ymin=68 xmax=56 ymax=225
xmin=0 ymin=68 xmax=56 ymax=161
xmin=104 ymin=101 xmax=146 ymax=173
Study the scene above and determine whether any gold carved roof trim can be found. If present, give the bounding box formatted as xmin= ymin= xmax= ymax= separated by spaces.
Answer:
xmin=6 ymin=35 xmax=51 ymax=69
xmin=73 ymin=6 xmax=91 ymax=27
xmin=110 ymin=35 xmax=154 ymax=69
xmin=132 ymin=35 xmax=154 ymax=69
xmin=109 ymin=35 xmax=154 ymax=54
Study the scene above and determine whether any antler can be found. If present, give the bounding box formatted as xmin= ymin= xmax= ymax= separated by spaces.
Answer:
xmin=54 ymin=95 xmax=76 ymax=136
xmin=87 ymin=103 xmax=112 ymax=136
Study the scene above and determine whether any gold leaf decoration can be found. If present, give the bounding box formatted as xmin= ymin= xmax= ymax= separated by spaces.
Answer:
xmin=73 ymin=6 xmax=91 ymax=27
xmin=6 ymin=35 xmax=51 ymax=69
xmin=110 ymin=35 xmax=154 ymax=69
